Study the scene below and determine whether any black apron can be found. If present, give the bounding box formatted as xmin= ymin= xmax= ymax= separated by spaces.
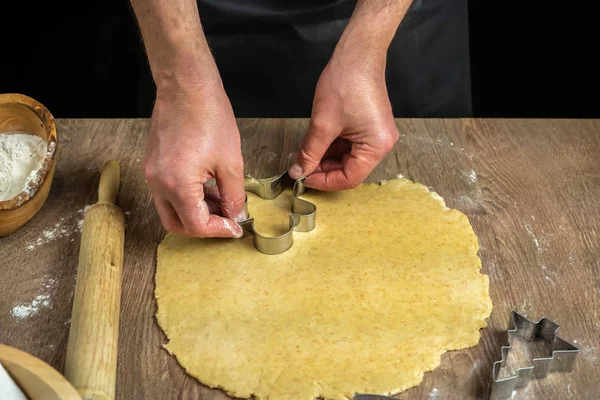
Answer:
xmin=137 ymin=0 xmax=471 ymax=118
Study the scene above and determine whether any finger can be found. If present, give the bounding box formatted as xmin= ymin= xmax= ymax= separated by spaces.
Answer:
xmin=205 ymin=198 xmax=222 ymax=215
xmin=215 ymin=161 xmax=247 ymax=222
xmin=312 ymin=138 xmax=349 ymax=173
xmin=154 ymin=197 xmax=185 ymax=234
xmin=289 ymin=118 xmax=339 ymax=179
xmin=169 ymin=184 xmax=244 ymax=238
xmin=203 ymin=185 xmax=223 ymax=214
xmin=305 ymin=151 xmax=379 ymax=191
xmin=203 ymin=184 xmax=221 ymax=201
xmin=323 ymin=138 xmax=351 ymax=160
xmin=313 ymin=159 xmax=344 ymax=173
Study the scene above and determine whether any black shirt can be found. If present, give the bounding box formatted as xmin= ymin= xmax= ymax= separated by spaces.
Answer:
xmin=135 ymin=0 xmax=472 ymax=118
xmin=197 ymin=0 xmax=356 ymax=26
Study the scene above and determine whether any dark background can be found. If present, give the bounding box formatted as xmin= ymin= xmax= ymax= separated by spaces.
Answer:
xmin=1 ymin=1 xmax=598 ymax=118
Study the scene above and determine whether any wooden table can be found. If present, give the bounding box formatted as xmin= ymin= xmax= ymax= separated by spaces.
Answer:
xmin=1 ymin=119 xmax=598 ymax=399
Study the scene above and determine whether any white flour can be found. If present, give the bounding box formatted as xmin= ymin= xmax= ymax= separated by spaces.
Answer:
xmin=469 ymin=170 xmax=478 ymax=183
xmin=25 ymin=205 xmax=91 ymax=250
xmin=0 ymin=133 xmax=47 ymax=201
xmin=11 ymin=294 xmax=51 ymax=319
xmin=11 ymin=276 xmax=55 ymax=320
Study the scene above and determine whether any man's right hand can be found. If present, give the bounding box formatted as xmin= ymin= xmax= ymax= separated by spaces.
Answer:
xmin=143 ymin=83 xmax=247 ymax=238
xmin=130 ymin=0 xmax=247 ymax=237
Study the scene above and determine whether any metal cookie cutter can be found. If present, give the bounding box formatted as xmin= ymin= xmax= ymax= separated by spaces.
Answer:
xmin=489 ymin=311 xmax=579 ymax=399
xmin=239 ymin=172 xmax=316 ymax=255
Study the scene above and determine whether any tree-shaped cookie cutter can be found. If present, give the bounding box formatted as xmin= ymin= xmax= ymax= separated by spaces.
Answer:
xmin=353 ymin=311 xmax=580 ymax=400
xmin=488 ymin=311 xmax=579 ymax=399
xmin=239 ymin=172 xmax=316 ymax=255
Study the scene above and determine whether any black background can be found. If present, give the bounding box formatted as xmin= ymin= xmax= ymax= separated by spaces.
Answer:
xmin=1 ymin=1 xmax=598 ymax=118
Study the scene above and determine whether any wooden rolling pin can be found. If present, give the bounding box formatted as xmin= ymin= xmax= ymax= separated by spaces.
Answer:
xmin=64 ymin=160 xmax=125 ymax=400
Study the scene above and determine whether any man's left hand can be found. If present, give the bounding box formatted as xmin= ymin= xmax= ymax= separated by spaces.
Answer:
xmin=288 ymin=50 xmax=399 ymax=190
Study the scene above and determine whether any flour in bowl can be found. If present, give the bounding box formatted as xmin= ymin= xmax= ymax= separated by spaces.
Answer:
xmin=0 ymin=133 xmax=47 ymax=201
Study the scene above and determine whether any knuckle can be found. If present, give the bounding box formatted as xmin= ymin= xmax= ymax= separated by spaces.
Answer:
xmin=349 ymin=180 xmax=362 ymax=189
xmin=381 ymin=129 xmax=400 ymax=153
xmin=218 ymin=157 xmax=244 ymax=177
xmin=229 ymin=161 xmax=245 ymax=178
xmin=299 ymin=147 xmax=319 ymax=164
xmin=224 ymin=191 xmax=247 ymax=207
xmin=381 ymin=140 xmax=395 ymax=153
xmin=310 ymin=117 xmax=332 ymax=134
xmin=159 ymin=175 xmax=179 ymax=192
xmin=143 ymin=160 xmax=158 ymax=183
xmin=144 ymin=161 xmax=180 ymax=193
xmin=309 ymin=116 xmax=339 ymax=141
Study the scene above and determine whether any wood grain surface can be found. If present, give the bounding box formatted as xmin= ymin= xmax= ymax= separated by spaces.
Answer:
xmin=0 ymin=118 xmax=598 ymax=399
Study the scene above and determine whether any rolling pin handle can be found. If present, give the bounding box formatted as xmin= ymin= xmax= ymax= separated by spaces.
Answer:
xmin=97 ymin=160 xmax=120 ymax=205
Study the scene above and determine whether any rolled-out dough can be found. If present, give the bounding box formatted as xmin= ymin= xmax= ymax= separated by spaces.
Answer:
xmin=156 ymin=178 xmax=493 ymax=400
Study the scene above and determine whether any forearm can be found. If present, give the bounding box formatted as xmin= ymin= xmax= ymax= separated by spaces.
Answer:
xmin=334 ymin=0 xmax=413 ymax=69
xmin=130 ymin=0 xmax=220 ymax=93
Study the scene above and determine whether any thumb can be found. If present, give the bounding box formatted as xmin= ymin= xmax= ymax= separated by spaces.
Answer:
xmin=215 ymin=160 xmax=247 ymax=222
xmin=289 ymin=119 xmax=338 ymax=179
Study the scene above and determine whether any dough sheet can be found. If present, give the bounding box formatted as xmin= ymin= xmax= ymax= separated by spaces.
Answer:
xmin=156 ymin=178 xmax=493 ymax=399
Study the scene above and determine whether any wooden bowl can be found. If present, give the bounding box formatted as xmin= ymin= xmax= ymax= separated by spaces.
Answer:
xmin=0 ymin=344 xmax=81 ymax=400
xmin=0 ymin=93 xmax=57 ymax=237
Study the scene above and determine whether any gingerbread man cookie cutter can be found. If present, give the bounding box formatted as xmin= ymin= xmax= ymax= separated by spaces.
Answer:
xmin=239 ymin=172 xmax=316 ymax=255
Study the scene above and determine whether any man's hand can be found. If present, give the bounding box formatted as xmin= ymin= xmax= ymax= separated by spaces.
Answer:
xmin=131 ymin=0 xmax=246 ymax=237
xmin=288 ymin=53 xmax=399 ymax=190
xmin=144 ymin=85 xmax=246 ymax=238
xmin=288 ymin=0 xmax=412 ymax=190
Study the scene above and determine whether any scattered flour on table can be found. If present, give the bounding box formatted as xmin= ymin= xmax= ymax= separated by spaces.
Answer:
xmin=11 ymin=276 xmax=56 ymax=320
xmin=25 ymin=204 xmax=133 ymax=250
xmin=523 ymin=218 xmax=567 ymax=285
xmin=261 ymin=151 xmax=277 ymax=163
xmin=76 ymin=205 xmax=92 ymax=231
xmin=0 ymin=133 xmax=47 ymax=201
xmin=25 ymin=205 xmax=92 ymax=250
xmin=579 ymin=346 xmax=598 ymax=364
xmin=524 ymin=221 xmax=553 ymax=282
xmin=524 ymin=222 xmax=541 ymax=251
xmin=469 ymin=170 xmax=478 ymax=183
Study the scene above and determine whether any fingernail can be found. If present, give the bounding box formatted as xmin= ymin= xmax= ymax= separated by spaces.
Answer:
xmin=233 ymin=209 xmax=248 ymax=222
xmin=223 ymin=219 xmax=244 ymax=239
xmin=289 ymin=164 xmax=303 ymax=179
xmin=233 ymin=223 xmax=244 ymax=238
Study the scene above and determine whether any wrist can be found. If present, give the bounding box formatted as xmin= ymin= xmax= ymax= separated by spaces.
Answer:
xmin=155 ymin=80 xmax=225 ymax=110
xmin=331 ymin=17 xmax=391 ymax=75
xmin=153 ymin=53 xmax=223 ymax=93
xmin=329 ymin=28 xmax=388 ymax=83
xmin=331 ymin=33 xmax=387 ymax=76
xmin=332 ymin=0 xmax=411 ymax=71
